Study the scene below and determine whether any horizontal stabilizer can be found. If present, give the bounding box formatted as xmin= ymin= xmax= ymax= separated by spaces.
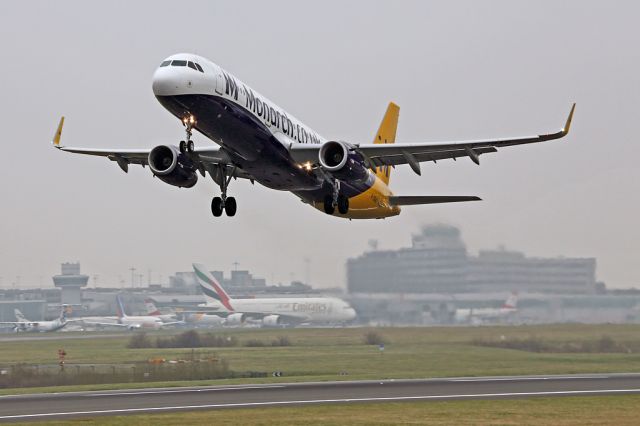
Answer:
xmin=388 ymin=196 xmax=481 ymax=206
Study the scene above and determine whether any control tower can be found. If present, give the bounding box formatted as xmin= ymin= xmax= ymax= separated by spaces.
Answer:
xmin=52 ymin=263 xmax=89 ymax=305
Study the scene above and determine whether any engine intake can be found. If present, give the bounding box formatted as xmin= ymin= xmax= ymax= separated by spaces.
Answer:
xmin=225 ymin=312 xmax=246 ymax=325
xmin=261 ymin=314 xmax=281 ymax=327
xmin=149 ymin=145 xmax=177 ymax=175
xmin=318 ymin=141 xmax=369 ymax=184
xmin=148 ymin=145 xmax=198 ymax=188
xmin=319 ymin=141 xmax=348 ymax=171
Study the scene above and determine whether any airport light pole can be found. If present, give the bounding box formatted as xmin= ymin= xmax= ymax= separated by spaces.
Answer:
xmin=129 ymin=267 xmax=136 ymax=288
xmin=304 ymin=257 xmax=310 ymax=286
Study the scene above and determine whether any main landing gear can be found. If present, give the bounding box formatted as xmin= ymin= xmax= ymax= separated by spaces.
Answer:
xmin=210 ymin=165 xmax=237 ymax=217
xmin=178 ymin=115 xmax=196 ymax=154
xmin=323 ymin=180 xmax=349 ymax=215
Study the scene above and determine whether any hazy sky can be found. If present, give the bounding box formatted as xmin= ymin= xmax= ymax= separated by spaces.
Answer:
xmin=0 ymin=1 xmax=638 ymax=289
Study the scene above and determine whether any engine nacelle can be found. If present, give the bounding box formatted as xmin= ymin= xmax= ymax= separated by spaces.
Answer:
xmin=225 ymin=312 xmax=246 ymax=326
xmin=148 ymin=145 xmax=198 ymax=188
xmin=318 ymin=141 xmax=369 ymax=183
xmin=261 ymin=314 xmax=281 ymax=327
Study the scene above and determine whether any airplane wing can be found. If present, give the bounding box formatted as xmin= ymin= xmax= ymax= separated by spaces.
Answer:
xmin=158 ymin=321 xmax=184 ymax=326
xmin=51 ymin=117 xmax=254 ymax=179
xmin=289 ymin=104 xmax=575 ymax=175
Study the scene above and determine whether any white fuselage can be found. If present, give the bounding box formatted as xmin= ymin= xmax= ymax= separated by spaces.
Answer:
xmin=206 ymin=297 xmax=356 ymax=324
xmin=119 ymin=315 xmax=164 ymax=329
xmin=152 ymin=54 xmax=327 ymax=150
xmin=15 ymin=319 xmax=67 ymax=333
xmin=454 ymin=307 xmax=517 ymax=323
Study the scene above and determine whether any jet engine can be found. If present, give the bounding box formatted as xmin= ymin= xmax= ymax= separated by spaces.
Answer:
xmin=318 ymin=141 xmax=369 ymax=183
xmin=148 ymin=145 xmax=198 ymax=188
xmin=261 ymin=314 xmax=281 ymax=327
xmin=224 ymin=313 xmax=246 ymax=326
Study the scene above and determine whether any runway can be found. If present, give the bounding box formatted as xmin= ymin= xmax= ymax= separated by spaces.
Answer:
xmin=0 ymin=373 xmax=639 ymax=421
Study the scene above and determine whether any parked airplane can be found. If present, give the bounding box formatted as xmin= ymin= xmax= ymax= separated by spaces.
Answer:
xmin=144 ymin=298 xmax=178 ymax=322
xmin=84 ymin=295 xmax=181 ymax=330
xmin=193 ymin=263 xmax=356 ymax=326
xmin=454 ymin=293 xmax=518 ymax=324
xmin=0 ymin=308 xmax=75 ymax=332
xmin=51 ymin=53 xmax=575 ymax=219
xmin=182 ymin=312 xmax=225 ymax=327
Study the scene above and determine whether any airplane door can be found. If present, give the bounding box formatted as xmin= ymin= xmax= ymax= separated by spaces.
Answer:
xmin=215 ymin=72 xmax=224 ymax=95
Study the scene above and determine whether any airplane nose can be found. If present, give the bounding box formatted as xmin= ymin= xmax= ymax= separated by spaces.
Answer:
xmin=152 ymin=67 xmax=181 ymax=97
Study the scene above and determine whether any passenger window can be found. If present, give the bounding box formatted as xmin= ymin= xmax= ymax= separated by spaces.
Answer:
xmin=188 ymin=61 xmax=197 ymax=70
xmin=194 ymin=63 xmax=204 ymax=73
xmin=160 ymin=60 xmax=171 ymax=67
xmin=171 ymin=60 xmax=187 ymax=66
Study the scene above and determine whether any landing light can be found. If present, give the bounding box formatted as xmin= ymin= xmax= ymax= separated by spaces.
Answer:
xmin=182 ymin=115 xmax=196 ymax=125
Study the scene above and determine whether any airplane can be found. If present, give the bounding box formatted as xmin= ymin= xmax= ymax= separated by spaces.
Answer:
xmin=454 ymin=293 xmax=518 ymax=324
xmin=192 ymin=263 xmax=356 ymax=326
xmin=182 ymin=312 xmax=225 ymax=327
xmin=51 ymin=53 xmax=575 ymax=219
xmin=143 ymin=298 xmax=178 ymax=322
xmin=83 ymin=295 xmax=181 ymax=330
xmin=0 ymin=307 xmax=76 ymax=332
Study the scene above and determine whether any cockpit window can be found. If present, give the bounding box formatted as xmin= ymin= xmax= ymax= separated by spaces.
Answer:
xmin=160 ymin=60 xmax=171 ymax=67
xmin=171 ymin=60 xmax=187 ymax=67
xmin=187 ymin=61 xmax=197 ymax=70
xmin=194 ymin=63 xmax=204 ymax=72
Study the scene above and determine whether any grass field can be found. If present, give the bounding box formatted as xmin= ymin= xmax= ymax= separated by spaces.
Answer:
xmin=1 ymin=324 xmax=640 ymax=395
xmin=12 ymin=396 xmax=640 ymax=425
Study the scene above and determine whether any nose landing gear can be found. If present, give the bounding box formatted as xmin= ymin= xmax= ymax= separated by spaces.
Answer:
xmin=179 ymin=115 xmax=196 ymax=154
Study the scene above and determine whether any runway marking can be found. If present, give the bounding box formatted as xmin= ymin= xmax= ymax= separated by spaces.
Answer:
xmin=2 ymin=388 xmax=640 ymax=420
xmin=87 ymin=385 xmax=285 ymax=397
xmin=450 ymin=376 xmax=607 ymax=382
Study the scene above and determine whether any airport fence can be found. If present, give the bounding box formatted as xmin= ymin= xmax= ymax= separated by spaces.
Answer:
xmin=0 ymin=354 xmax=230 ymax=389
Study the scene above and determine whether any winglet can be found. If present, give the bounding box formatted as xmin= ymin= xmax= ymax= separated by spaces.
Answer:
xmin=562 ymin=103 xmax=575 ymax=136
xmin=52 ymin=116 xmax=65 ymax=147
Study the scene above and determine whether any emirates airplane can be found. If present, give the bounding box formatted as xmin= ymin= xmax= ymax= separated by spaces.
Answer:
xmin=193 ymin=263 xmax=356 ymax=326
xmin=52 ymin=53 xmax=575 ymax=219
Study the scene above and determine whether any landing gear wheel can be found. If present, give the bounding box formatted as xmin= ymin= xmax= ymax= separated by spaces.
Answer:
xmin=179 ymin=140 xmax=186 ymax=153
xmin=224 ymin=197 xmax=237 ymax=217
xmin=209 ymin=164 xmax=238 ymax=219
xmin=323 ymin=195 xmax=335 ymax=215
xmin=187 ymin=140 xmax=195 ymax=153
xmin=211 ymin=197 xmax=223 ymax=217
xmin=337 ymin=195 xmax=349 ymax=215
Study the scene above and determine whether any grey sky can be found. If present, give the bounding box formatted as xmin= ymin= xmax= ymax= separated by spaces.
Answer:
xmin=0 ymin=1 xmax=638 ymax=289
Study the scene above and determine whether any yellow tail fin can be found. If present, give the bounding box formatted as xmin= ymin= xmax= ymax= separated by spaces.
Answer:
xmin=373 ymin=102 xmax=399 ymax=185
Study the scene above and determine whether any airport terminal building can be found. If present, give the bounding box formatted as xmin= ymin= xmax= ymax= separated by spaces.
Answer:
xmin=347 ymin=225 xmax=599 ymax=295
